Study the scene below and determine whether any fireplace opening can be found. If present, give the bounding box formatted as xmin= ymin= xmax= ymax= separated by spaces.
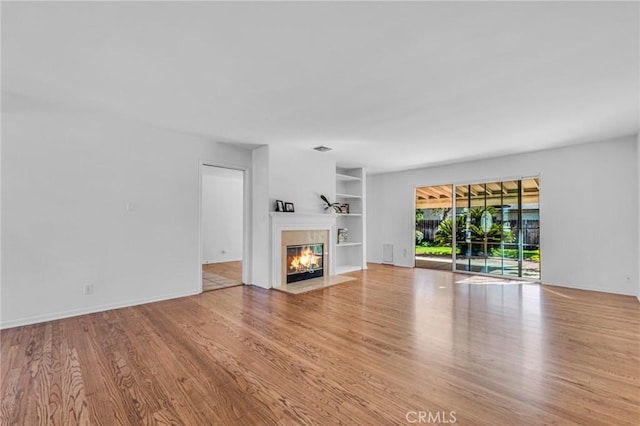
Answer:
xmin=286 ymin=243 xmax=324 ymax=283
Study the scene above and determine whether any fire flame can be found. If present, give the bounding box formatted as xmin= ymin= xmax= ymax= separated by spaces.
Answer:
xmin=289 ymin=246 xmax=321 ymax=272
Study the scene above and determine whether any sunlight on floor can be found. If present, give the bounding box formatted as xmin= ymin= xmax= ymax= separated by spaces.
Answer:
xmin=455 ymin=275 xmax=526 ymax=286
xmin=541 ymin=286 xmax=574 ymax=299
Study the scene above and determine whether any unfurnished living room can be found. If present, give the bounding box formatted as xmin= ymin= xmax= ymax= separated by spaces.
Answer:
xmin=1 ymin=1 xmax=639 ymax=425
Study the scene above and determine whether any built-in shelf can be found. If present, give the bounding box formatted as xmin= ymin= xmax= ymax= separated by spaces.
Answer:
xmin=334 ymin=167 xmax=366 ymax=275
xmin=335 ymin=264 xmax=362 ymax=274
xmin=335 ymin=193 xmax=362 ymax=199
xmin=336 ymin=173 xmax=361 ymax=182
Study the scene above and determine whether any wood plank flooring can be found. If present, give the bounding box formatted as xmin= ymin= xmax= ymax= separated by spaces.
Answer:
xmin=1 ymin=264 xmax=639 ymax=425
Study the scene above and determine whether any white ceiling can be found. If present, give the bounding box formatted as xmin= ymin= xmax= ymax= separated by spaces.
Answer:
xmin=3 ymin=1 xmax=638 ymax=174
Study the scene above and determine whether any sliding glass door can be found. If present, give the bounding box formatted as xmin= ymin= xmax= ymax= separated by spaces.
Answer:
xmin=415 ymin=185 xmax=454 ymax=271
xmin=520 ymin=178 xmax=540 ymax=279
xmin=454 ymin=178 xmax=539 ymax=279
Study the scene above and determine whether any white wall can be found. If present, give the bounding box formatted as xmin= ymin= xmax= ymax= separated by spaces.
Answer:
xmin=245 ymin=144 xmax=338 ymax=289
xmin=201 ymin=167 xmax=243 ymax=263
xmin=367 ymin=136 xmax=639 ymax=296
xmin=638 ymin=132 xmax=640 ymax=299
xmin=1 ymin=108 xmax=252 ymax=328
xmin=250 ymin=146 xmax=270 ymax=288
xmin=268 ymin=145 xmax=336 ymax=214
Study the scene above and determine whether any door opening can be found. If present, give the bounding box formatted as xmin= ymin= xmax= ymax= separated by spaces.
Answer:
xmin=415 ymin=184 xmax=455 ymax=271
xmin=200 ymin=165 xmax=245 ymax=291
xmin=454 ymin=178 xmax=540 ymax=279
xmin=415 ymin=178 xmax=540 ymax=280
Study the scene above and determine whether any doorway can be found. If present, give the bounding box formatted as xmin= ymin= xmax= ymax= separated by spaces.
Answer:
xmin=454 ymin=178 xmax=540 ymax=279
xmin=415 ymin=184 xmax=455 ymax=270
xmin=415 ymin=178 xmax=540 ymax=280
xmin=201 ymin=165 xmax=244 ymax=291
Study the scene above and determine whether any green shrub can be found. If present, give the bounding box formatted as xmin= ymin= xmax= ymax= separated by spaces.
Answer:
xmin=415 ymin=230 xmax=424 ymax=245
xmin=489 ymin=248 xmax=540 ymax=262
xmin=415 ymin=246 xmax=461 ymax=256
xmin=434 ymin=207 xmax=513 ymax=248
xmin=434 ymin=216 xmax=466 ymax=246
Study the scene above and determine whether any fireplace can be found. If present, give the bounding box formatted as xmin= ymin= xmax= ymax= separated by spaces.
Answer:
xmin=271 ymin=213 xmax=335 ymax=287
xmin=286 ymin=243 xmax=324 ymax=283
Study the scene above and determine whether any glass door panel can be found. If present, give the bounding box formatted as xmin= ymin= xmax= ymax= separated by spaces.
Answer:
xmin=414 ymin=184 xmax=454 ymax=271
xmin=455 ymin=185 xmax=471 ymax=272
xmin=469 ymin=183 xmax=488 ymax=273
xmin=521 ymin=178 xmax=540 ymax=279
xmin=484 ymin=181 xmax=504 ymax=275
xmin=502 ymin=180 xmax=521 ymax=277
xmin=453 ymin=177 xmax=540 ymax=279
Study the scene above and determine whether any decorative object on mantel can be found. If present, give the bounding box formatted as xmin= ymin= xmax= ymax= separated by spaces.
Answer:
xmin=275 ymin=200 xmax=284 ymax=212
xmin=337 ymin=228 xmax=348 ymax=244
xmin=339 ymin=203 xmax=350 ymax=214
xmin=284 ymin=202 xmax=295 ymax=212
xmin=320 ymin=195 xmax=342 ymax=213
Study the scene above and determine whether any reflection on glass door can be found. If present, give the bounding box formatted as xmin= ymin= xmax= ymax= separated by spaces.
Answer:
xmin=415 ymin=185 xmax=454 ymax=271
xmin=455 ymin=178 xmax=539 ymax=279
xmin=520 ymin=178 xmax=540 ymax=278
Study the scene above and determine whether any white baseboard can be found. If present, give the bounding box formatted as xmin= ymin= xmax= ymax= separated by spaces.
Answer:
xmin=541 ymin=280 xmax=638 ymax=297
xmin=250 ymin=281 xmax=271 ymax=289
xmin=0 ymin=289 xmax=201 ymax=330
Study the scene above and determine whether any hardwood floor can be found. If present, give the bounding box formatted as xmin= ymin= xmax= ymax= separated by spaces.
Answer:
xmin=202 ymin=261 xmax=242 ymax=291
xmin=415 ymin=256 xmax=453 ymax=271
xmin=1 ymin=264 xmax=639 ymax=425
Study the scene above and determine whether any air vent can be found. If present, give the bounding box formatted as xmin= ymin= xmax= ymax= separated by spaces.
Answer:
xmin=313 ymin=146 xmax=332 ymax=152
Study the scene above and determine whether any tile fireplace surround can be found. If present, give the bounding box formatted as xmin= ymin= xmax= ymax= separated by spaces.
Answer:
xmin=270 ymin=213 xmax=336 ymax=288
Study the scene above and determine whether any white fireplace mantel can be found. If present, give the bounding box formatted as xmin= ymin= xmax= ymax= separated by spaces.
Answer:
xmin=270 ymin=212 xmax=336 ymax=288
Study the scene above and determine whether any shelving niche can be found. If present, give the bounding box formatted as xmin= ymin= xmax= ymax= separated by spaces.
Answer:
xmin=334 ymin=168 xmax=366 ymax=274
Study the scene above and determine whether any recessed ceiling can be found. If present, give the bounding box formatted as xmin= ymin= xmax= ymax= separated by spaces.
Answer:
xmin=2 ymin=2 xmax=638 ymax=174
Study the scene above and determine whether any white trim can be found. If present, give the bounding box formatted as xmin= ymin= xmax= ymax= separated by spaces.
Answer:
xmin=0 ymin=289 xmax=199 ymax=330
xmin=242 ymin=168 xmax=252 ymax=284
xmin=360 ymin=169 xmax=367 ymax=268
xmin=270 ymin=213 xmax=336 ymax=288
xmin=542 ymin=280 xmax=638 ymax=297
